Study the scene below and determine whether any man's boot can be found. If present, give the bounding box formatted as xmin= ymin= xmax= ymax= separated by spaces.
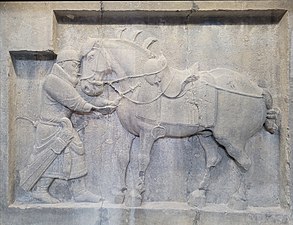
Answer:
xmin=70 ymin=177 xmax=103 ymax=203
xmin=31 ymin=177 xmax=60 ymax=203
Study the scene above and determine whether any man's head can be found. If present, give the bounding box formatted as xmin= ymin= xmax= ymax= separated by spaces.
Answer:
xmin=57 ymin=48 xmax=81 ymax=77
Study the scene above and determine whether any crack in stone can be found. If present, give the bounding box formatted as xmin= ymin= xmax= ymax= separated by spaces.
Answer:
xmin=100 ymin=1 xmax=104 ymax=25
xmin=98 ymin=200 xmax=110 ymax=225
xmin=193 ymin=210 xmax=201 ymax=225
xmin=185 ymin=1 xmax=199 ymax=24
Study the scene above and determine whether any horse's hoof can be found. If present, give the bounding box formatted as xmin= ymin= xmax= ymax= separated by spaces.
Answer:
xmin=206 ymin=148 xmax=222 ymax=168
xmin=112 ymin=187 xmax=127 ymax=204
xmin=124 ymin=195 xmax=142 ymax=207
xmin=237 ymin=155 xmax=251 ymax=171
xmin=187 ymin=190 xmax=206 ymax=208
xmin=113 ymin=193 xmax=125 ymax=204
xmin=228 ymin=195 xmax=248 ymax=210
xmin=124 ymin=190 xmax=142 ymax=207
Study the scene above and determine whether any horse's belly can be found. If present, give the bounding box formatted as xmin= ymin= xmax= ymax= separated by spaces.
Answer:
xmin=163 ymin=123 xmax=201 ymax=137
xmin=134 ymin=115 xmax=202 ymax=137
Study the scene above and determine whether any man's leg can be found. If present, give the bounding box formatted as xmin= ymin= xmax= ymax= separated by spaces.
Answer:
xmin=31 ymin=177 xmax=60 ymax=203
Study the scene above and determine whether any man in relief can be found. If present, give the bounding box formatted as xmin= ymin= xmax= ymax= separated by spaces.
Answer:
xmin=20 ymin=47 xmax=117 ymax=203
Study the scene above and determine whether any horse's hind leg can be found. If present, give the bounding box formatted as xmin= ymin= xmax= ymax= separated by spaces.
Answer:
xmin=188 ymin=133 xmax=222 ymax=208
xmin=228 ymin=173 xmax=248 ymax=210
xmin=199 ymin=131 xmax=222 ymax=168
xmin=198 ymin=134 xmax=223 ymax=189
xmin=214 ymin=136 xmax=249 ymax=210
xmin=125 ymin=130 xmax=156 ymax=207
xmin=215 ymin=137 xmax=251 ymax=171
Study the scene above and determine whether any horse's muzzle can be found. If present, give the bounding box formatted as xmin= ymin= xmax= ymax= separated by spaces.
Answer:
xmin=80 ymin=80 xmax=104 ymax=96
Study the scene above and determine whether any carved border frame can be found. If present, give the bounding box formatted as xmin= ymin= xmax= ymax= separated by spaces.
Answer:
xmin=0 ymin=1 xmax=292 ymax=225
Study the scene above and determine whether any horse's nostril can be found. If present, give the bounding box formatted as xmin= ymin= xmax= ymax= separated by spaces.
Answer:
xmin=84 ymin=85 xmax=89 ymax=93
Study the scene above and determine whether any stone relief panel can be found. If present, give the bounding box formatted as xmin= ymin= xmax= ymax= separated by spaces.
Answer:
xmin=12 ymin=23 xmax=284 ymax=211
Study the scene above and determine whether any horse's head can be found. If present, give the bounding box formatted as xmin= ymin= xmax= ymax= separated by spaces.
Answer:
xmin=79 ymin=29 xmax=167 ymax=100
xmin=80 ymin=38 xmax=113 ymax=96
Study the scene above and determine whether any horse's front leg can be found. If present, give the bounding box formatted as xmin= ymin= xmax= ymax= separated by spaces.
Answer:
xmin=111 ymin=133 xmax=135 ymax=204
xmin=125 ymin=129 xmax=156 ymax=207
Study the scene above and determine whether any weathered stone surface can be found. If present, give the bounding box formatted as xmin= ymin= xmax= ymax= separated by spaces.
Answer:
xmin=1 ymin=1 xmax=293 ymax=225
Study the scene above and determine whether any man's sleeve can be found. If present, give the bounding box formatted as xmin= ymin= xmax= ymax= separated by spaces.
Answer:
xmin=44 ymin=75 xmax=93 ymax=113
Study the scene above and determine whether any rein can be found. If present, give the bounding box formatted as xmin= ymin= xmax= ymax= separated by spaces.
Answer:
xmin=106 ymin=73 xmax=174 ymax=105
xmin=84 ymin=61 xmax=168 ymax=86
xmin=81 ymin=60 xmax=171 ymax=105
xmin=80 ymin=42 xmax=172 ymax=105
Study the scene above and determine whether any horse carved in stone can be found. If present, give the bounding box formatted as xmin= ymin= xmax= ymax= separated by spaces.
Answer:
xmin=79 ymin=30 xmax=279 ymax=209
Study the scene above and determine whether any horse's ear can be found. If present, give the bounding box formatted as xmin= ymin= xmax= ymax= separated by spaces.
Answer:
xmin=190 ymin=62 xmax=199 ymax=74
xmin=158 ymin=54 xmax=167 ymax=66
xmin=80 ymin=38 xmax=98 ymax=57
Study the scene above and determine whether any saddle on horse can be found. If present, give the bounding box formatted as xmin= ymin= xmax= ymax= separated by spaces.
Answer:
xmin=139 ymin=60 xmax=218 ymax=129
xmin=160 ymin=64 xmax=217 ymax=128
xmin=162 ymin=62 xmax=200 ymax=99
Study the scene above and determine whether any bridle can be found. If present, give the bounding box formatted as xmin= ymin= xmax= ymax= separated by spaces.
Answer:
xmin=79 ymin=46 xmax=112 ymax=82
xmin=81 ymin=45 xmax=168 ymax=84
xmin=79 ymin=44 xmax=173 ymax=105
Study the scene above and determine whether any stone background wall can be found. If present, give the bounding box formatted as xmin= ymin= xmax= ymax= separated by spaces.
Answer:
xmin=1 ymin=1 xmax=292 ymax=225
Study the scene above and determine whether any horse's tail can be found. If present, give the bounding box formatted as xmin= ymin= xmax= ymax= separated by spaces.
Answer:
xmin=262 ymin=89 xmax=279 ymax=134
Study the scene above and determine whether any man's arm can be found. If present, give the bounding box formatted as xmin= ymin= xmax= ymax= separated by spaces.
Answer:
xmin=90 ymin=96 xmax=122 ymax=107
xmin=44 ymin=74 xmax=94 ymax=113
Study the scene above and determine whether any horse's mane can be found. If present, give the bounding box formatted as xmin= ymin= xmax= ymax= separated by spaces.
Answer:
xmin=116 ymin=28 xmax=159 ymax=52
xmin=81 ymin=28 xmax=160 ymax=58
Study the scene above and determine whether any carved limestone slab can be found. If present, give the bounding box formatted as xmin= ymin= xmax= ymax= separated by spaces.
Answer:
xmin=0 ymin=1 xmax=292 ymax=225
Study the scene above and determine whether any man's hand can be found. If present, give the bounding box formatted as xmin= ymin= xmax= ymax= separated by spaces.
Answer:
xmin=109 ymin=96 xmax=123 ymax=107
xmin=91 ymin=105 xmax=117 ymax=115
